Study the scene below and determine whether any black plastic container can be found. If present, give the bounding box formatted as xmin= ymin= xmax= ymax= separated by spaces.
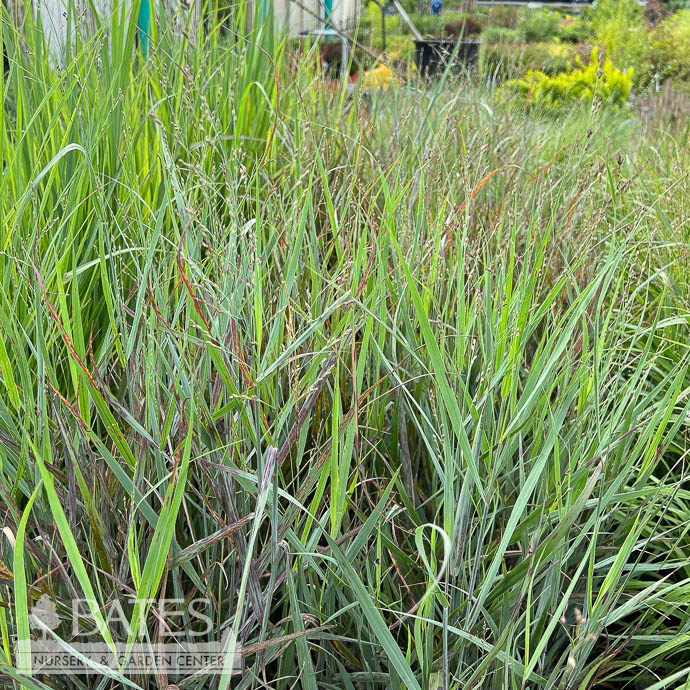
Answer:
xmin=413 ymin=39 xmax=480 ymax=78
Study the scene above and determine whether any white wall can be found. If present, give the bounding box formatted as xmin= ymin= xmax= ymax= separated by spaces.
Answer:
xmin=273 ymin=0 xmax=361 ymax=38
xmin=273 ymin=0 xmax=318 ymax=36
xmin=22 ymin=0 xmax=198 ymax=62
xmin=331 ymin=0 xmax=360 ymax=31
xmin=34 ymin=0 xmax=70 ymax=59
xmin=9 ymin=0 xmax=359 ymax=59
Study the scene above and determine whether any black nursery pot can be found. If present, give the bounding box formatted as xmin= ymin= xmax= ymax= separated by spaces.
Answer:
xmin=413 ymin=39 xmax=480 ymax=78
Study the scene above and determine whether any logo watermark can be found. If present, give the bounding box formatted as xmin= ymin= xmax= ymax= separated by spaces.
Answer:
xmin=18 ymin=596 xmax=242 ymax=676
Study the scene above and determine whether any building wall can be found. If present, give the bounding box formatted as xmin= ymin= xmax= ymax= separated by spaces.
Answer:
xmin=273 ymin=0 xmax=361 ymax=37
xmin=4 ymin=0 xmax=359 ymax=60
xmin=6 ymin=0 xmax=198 ymax=62
xmin=31 ymin=0 xmax=131 ymax=61
xmin=334 ymin=0 xmax=361 ymax=31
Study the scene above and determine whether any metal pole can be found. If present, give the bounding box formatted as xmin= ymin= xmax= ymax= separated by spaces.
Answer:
xmin=392 ymin=0 xmax=423 ymax=42
xmin=340 ymin=35 xmax=348 ymax=83
xmin=291 ymin=0 xmax=382 ymax=62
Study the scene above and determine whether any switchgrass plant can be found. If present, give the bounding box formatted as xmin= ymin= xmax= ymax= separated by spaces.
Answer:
xmin=1 ymin=3 xmax=690 ymax=689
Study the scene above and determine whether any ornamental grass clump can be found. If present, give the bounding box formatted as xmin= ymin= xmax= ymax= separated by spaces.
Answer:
xmin=504 ymin=48 xmax=633 ymax=111
xmin=2 ymin=5 xmax=690 ymax=689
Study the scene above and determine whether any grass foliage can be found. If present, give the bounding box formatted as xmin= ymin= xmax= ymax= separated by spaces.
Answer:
xmin=1 ymin=2 xmax=690 ymax=689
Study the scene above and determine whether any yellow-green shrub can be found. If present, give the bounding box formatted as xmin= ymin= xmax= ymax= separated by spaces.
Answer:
xmin=591 ymin=0 xmax=653 ymax=86
xmin=649 ymin=10 xmax=690 ymax=85
xmin=502 ymin=48 xmax=633 ymax=111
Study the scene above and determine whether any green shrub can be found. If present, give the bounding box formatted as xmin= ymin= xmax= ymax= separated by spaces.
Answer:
xmin=591 ymin=0 xmax=652 ymax=86
xmin=385 ymin=34 xmax=414 ymax=61
xmin=402 ymin=12 xmax=484 ymax=38
xmin=518 ymin=9 xmax=560 ymax=42
xmin=503 ymin=47 xmax=633 ymax=111
xmin=481 ymin=26 xmax=524 ymax=44
xmin=649 ymin=9 xmax=690 ymax=84
xmin=480 ymin=41 xmax=575 ymax=81
xmin=366 ymin=3 xmax=408 ymax=49
xmin=487 ymin=5 xmax=520 ymax=28
xmin=357 ymin=15 xmax=374 ymax=45
xmin=410 ymin=13 xmax=447 ymax=37
xmin=556 ymin=18 xmax=592 ymax=44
